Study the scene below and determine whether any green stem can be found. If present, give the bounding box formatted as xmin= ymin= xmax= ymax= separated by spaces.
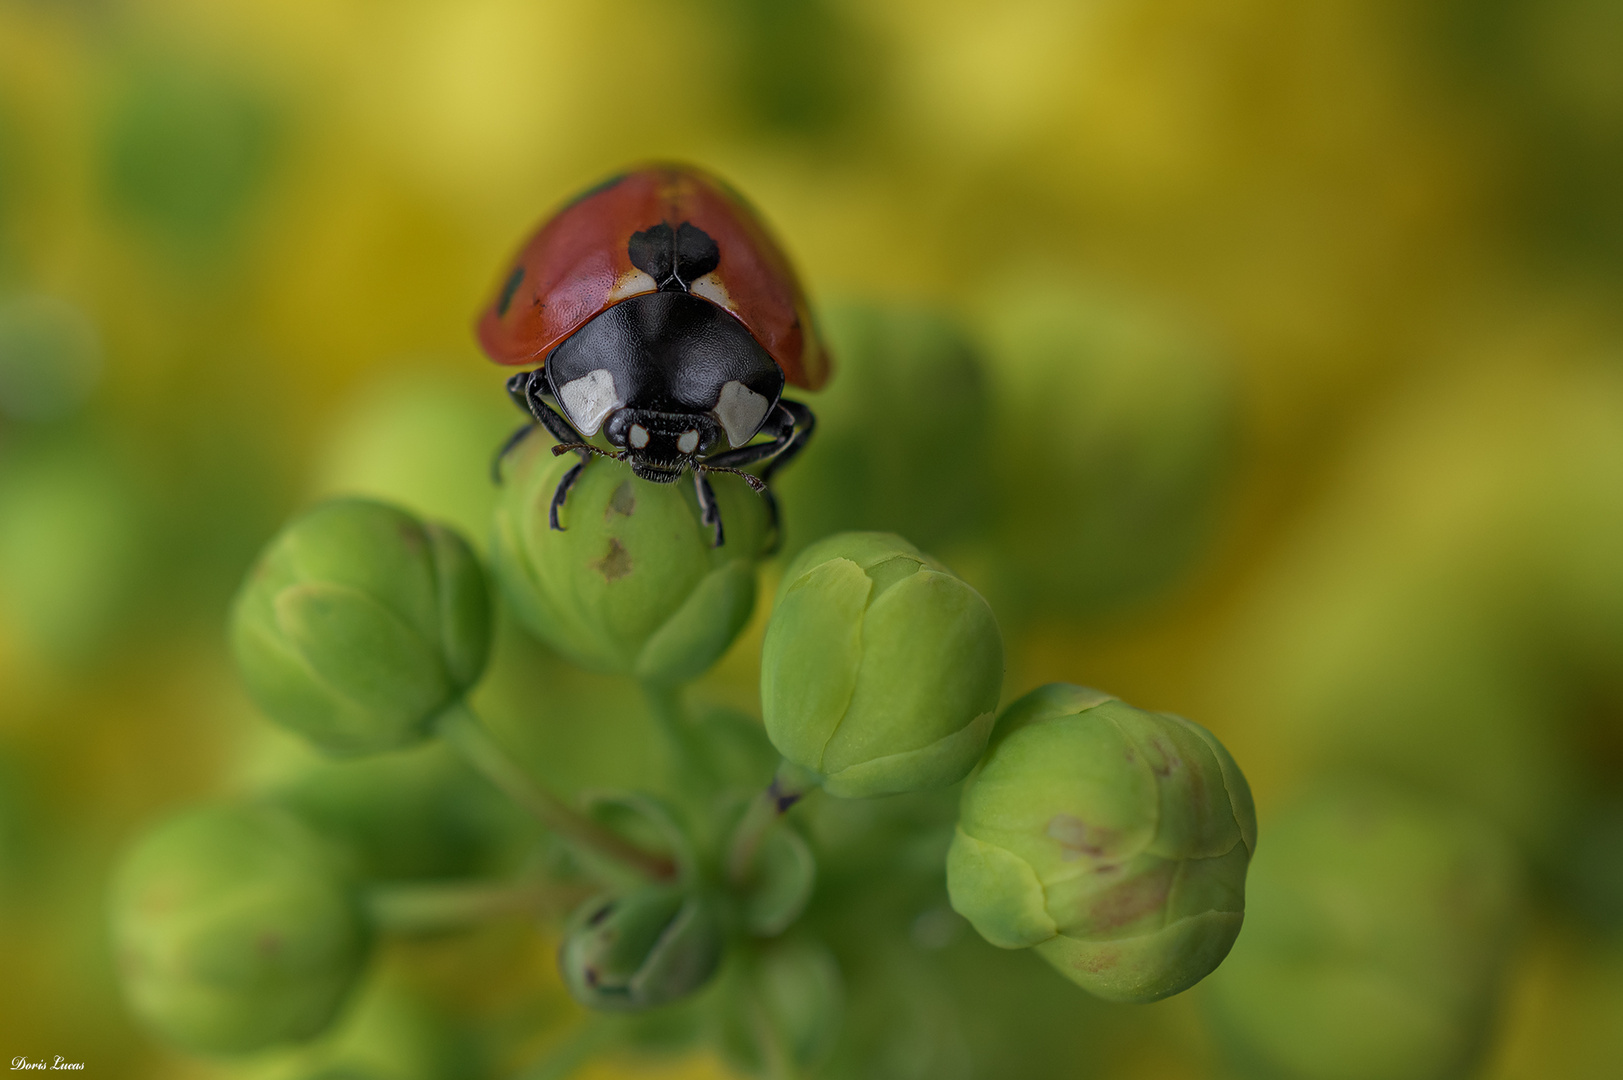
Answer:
xmin=365 ymin=878 xmax=589 ymax=934
xmin=639 ymin=681 xmax=710 ymax=792
xmin=749 ymin=985 xmax=801 ymax=1080
xmin=727 ymin=759 xmax=818 ymax=887
xmin=435 ymin=702 xmax=677 ymax=882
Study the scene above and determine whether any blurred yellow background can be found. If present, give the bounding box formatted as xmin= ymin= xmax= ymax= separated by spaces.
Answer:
xmin=2 ymin=0 xmax=1621 ymax=1077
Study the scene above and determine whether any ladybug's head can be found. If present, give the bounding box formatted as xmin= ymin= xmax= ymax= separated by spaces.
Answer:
xmin=603 ymin=408 xmax=723 ymax=482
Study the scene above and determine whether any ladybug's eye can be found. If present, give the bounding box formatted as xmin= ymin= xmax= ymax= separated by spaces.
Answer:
xmin=677 ymin=430 xmax=700 ymax=454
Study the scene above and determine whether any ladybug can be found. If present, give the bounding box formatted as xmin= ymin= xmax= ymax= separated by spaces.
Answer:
xmin=478 ymin=166 xmax=829 ymax=548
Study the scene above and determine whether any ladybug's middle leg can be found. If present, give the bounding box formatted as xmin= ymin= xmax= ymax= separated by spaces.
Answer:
xmin=699 ymin=400 xmax=815 ymax=473
xmin=493 ymin=370 xmax=581 ymax=483
xmin=759 ymin=400 xmax=815 ymax=483
xmin=693 ymin=471 xmax=725 ymax=548
xmin=512 ymin=369 xmax=581 ymax=445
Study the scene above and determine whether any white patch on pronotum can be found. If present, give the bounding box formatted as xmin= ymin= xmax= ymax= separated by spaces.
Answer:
xmin=608 ymin=267 xmax=658 ymax=302
xmin=689 ymin=272 xmax=734 ymax=313
xmin=677 ymin=429 xmax=700 ymax=454
xmin=714 ymin=380 xmax=771 ymax=447
xmin=629 ymin=424 xmax=650 ymax=449
xmin=558 ymin=369 xmax=620 ymax=435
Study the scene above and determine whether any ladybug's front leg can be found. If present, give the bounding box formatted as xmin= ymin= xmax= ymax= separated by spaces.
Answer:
xmin=495 ymin=369 xmax=591 ymax=531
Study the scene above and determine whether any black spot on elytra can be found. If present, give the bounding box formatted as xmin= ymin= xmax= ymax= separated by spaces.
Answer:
xmin=565 ymin=173 xmax=627 ymax=209
xmin=628 ymin=221 xmax=720 ymax=292
xmin=496 ymin=266 xmax=524 ymax=317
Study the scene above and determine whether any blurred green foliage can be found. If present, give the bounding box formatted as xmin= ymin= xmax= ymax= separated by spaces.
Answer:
xmin=711 ymin=0 xmax=878 ymax=137
xmin=99 ymin=59 xmax=278 ymax=260
xmin=1431 ymin=0 xmax=1623 ymax=264
xmin=0 ymin=430 xmax=144 ymax=660
xmin=0 ymin=292 xmax=101 ymax=421
xmin=1203 ymin=781 xmax=1524 ymax=1080
xmin=979 ymin=283 xmax=1236 ymax=618
xmin=774 ymin=302 xmax=993 ymax=559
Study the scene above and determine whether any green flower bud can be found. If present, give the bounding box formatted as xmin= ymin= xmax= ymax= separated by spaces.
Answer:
xmin=108 ymin=804 xmax=369 ymax=1054
xmin=947 ymin=684 xmax=1255 ymax=1003
xmin=231 ymin=498 xmax=492 ymax=756
xmin=738 ymin=819 xmax=817 ymax=937
xmin=761 ymin=533 xmax=1003 ymax=799
xmin=715 ymin=938 xmax=844 ymax=1075
xmin=1203 ymin=782 xmax=1523 ymax=1080
xmin=491 ymin=434 xmax=766 ymax=683
xmin=558 ymin=886 xmax=724 ymax=1011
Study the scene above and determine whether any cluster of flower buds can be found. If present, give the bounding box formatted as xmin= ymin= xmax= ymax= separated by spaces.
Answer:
xmin=109 ymin=455 xmax=1257 ymax=1069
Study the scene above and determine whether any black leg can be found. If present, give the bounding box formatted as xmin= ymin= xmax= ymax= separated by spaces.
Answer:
xmin=698 ymin=399 xmax=813 ymax=556
xmin=694 ymin=470 xmax=724 ymax=548
xmin=518 ymin=370 xmax=583 ymax=445
xmin=700 ymin=400 xmax=814 ymax=471
xmin=505 ymin=370 xmax=533 ymax=414
xmin=495 ymin=370 xmax=580 ymax=483
xmin=761 ymin=399 xmax=814 ymax=483
xmin=499 ymin=368 xmax=591 ymax=530
xmin=550 ymin=458 xmax=587 ymax=531
xmin=490 ymin=422 xmax=536 ymax=483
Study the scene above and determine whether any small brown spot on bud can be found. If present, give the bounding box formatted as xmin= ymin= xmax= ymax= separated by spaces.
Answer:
xmin=1076 ymin=945 xmax=1120 ymax=973
xmin=606 ymin=481 xmax=636 ymax=518
xmin=1087 ymin=863 xmax=1176 ymax=930
xmin=1048 ymin=814 xmax=1120 ymax=859
xmin=1150 ymin=737 xmax=1181 ymax=777
xmin=592 ymin=538 xmax=633 ymax=582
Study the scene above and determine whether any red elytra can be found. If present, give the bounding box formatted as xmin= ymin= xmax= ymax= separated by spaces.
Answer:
xmin=476 ymin=166 xmax=830 ymax=392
